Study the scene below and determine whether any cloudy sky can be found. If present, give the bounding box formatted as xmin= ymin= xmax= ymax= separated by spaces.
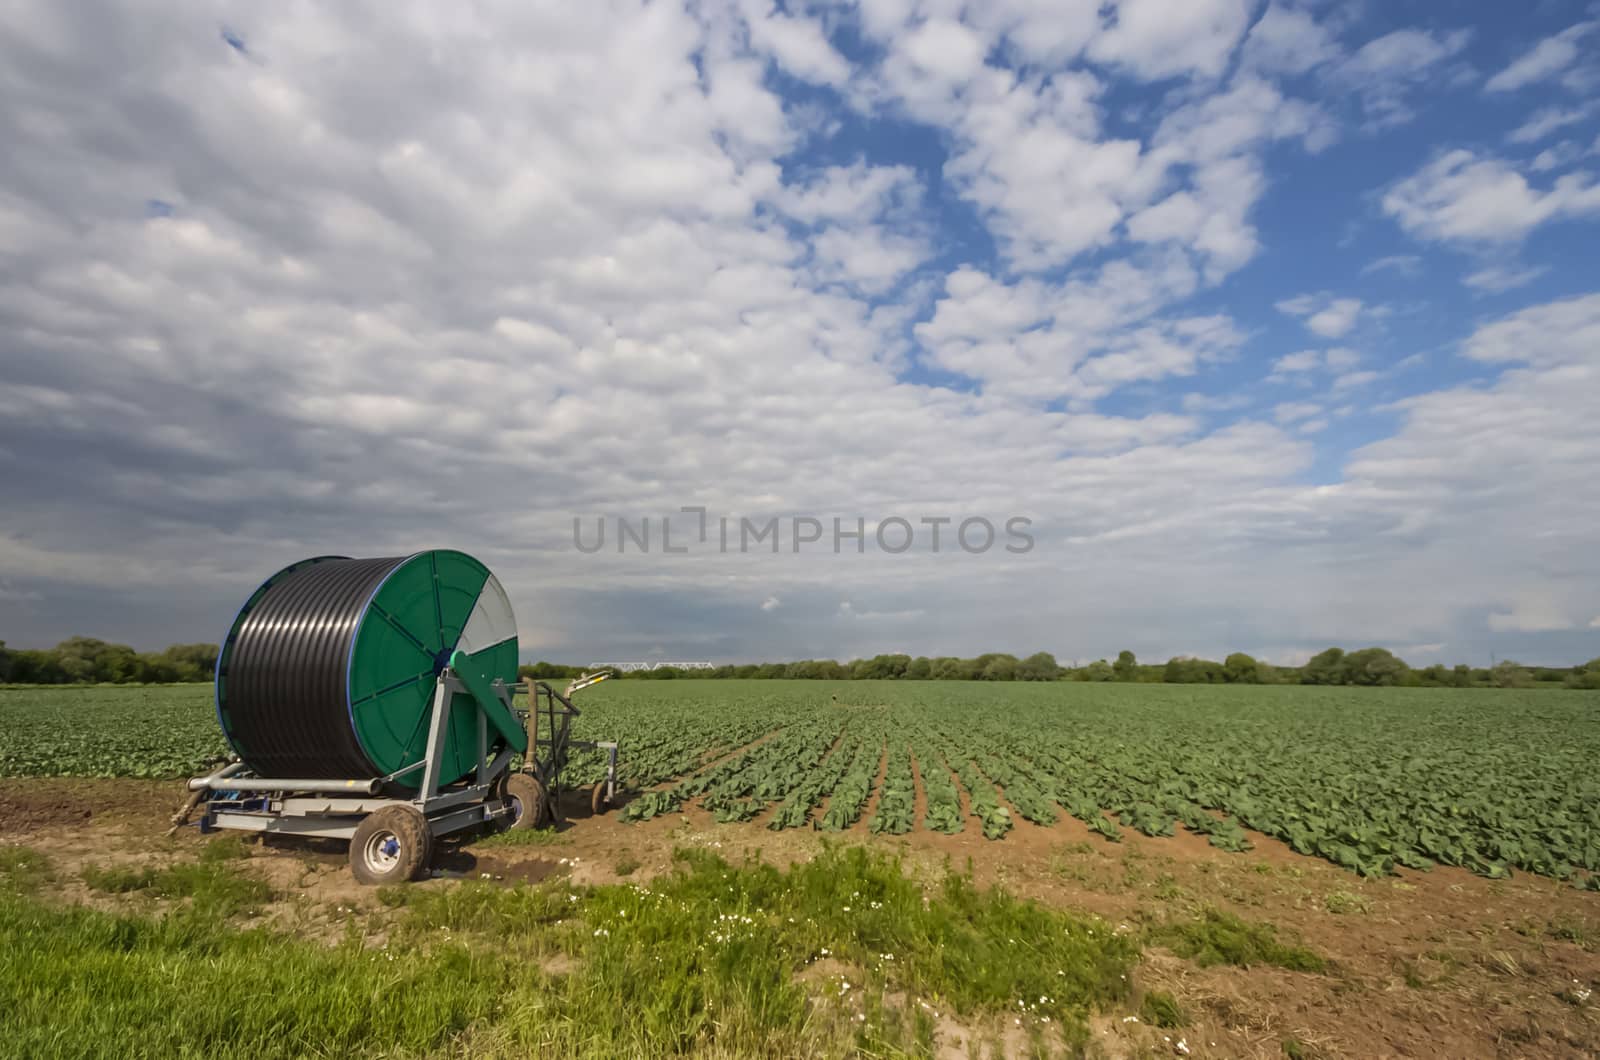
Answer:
xmin=2 ymin=1 xmax=1598 ymax=667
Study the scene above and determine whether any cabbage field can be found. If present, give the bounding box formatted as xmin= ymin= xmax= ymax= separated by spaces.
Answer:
xmin=3 ymin=680 xmax=1597 ymax=883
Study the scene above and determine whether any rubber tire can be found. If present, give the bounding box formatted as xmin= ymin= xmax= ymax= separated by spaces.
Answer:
xmin=349 ymin=805 xmax=432 ymax=885
xmin=590 ymin=781 xmax=609 ymax=816
xmin=503 ymin=773 xmax=549 ymax=831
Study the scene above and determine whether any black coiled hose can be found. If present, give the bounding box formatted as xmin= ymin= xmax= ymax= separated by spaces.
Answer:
xmin=218 ymin=556 xmax=405 ymax=779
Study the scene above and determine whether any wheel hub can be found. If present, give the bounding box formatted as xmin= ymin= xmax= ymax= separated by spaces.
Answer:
xmin=365 ymin=829 xmax=401 ymax=870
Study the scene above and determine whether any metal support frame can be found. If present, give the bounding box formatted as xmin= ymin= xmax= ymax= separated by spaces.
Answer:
xmin=183 ymin=666 xmax=622 ymax=863
xmin=191 ymin=666 xmax=522 ymax=843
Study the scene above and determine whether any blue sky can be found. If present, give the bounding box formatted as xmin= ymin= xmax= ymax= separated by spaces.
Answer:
xmin=1 ymin=1 xmax=1598 ymax=667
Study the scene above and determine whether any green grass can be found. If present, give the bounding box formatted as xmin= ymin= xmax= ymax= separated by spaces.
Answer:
xmin=0 ymin=846 xmax=53 ymax=893
xmin=81 ymin=859 xmax=272 ymax=917
xmin=1138 ymin=989 xmax=1186 ymax=1027
xmin=1322 ymin=889 xmax=1372 ymax=915
xmin=0 ymin=888 xmax=501 ymax=1059
xmin=2 ymin=843 xmax=1137 ymax=1058
xmin=470 ymin=825 xmax=571 ymax=849
xmin=1146 ymin=908 xmax=1326 ymax=972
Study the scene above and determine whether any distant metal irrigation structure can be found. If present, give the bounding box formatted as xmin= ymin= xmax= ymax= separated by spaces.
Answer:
xmin=600 ymin=661 xmax=717 ymax=673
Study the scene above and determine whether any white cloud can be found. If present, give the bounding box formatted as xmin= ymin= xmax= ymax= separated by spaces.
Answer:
xmin=896 ymin=16 xmax=990 ymax=90
xmin=1307 ymin=300 xmax=1361 ymax=338
xmin=963 ymin=0 xmax=1101 ymax=66
xmin=1 ymin=1 xmax=1598 ymax=669
xmin=1181 ymin=392 xmax=1251 ymax=413
xmin=774 ymin=162 xmax=922 ymax=224
xmin=1273 ymin=401 xmax=1321 ymax=424
xmin=1332 ymin=369 xmax=1379 ymax=391
xmin=760 ymin=595 xmax=781 ymax=612
xmin=1361 ymin=254 xmax=1421 ymax=276
xmin=1333 ymin=28 xmax=1473 ymax=128
xmin=809 ymin=224 xmax=929 ymax=294
xmin=1462 ymin=264 xmax=1548 ymax=293
xmin=871 ymin=9 xmax=1327 ymax=277
xmin=1460 ymin=291 xmax=1600 ymax=368
xmin=1277 ymin=293 xmax=1362 ymax=337
xmin=913 ymin=258 xmax=1244 ymax=401
xmin=1240 ymin=4 xmax=1340 ymax=76
xmin=1485 ymin=21 xmax=1597 ymax=93
xmin=1488 ymin=605 xmax=1574 ymax=633
xmin=1087 ymin=0 xmax=1256 ymax=80
xmin=1530 ymin=141 xmax=1585 ymax=173
xmin=1383 ymin=150 xmax=1600 ymax=243
xmin=738 ymin=0 xmax=852 ymax=87
xmin=1268 ymin=346 xmax=1361 ymax=382
xmin=1507 ymin=104 xmax=1596 ymax=145
xmin=1269 ymin=350 xmax=1321 ymax=378
xmin=837 ymin=600 xmax=925 ymax=622
xmin=1324 ymin=348 xmax=1361 ymax=371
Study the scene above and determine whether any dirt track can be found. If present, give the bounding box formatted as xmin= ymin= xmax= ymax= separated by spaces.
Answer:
xmin=3 ymin=777 xmax=1597 ymax=1058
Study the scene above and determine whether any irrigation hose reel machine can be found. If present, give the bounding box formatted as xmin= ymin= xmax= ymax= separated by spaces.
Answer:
xmin=179 ymin=550 xmax=619 ymax=884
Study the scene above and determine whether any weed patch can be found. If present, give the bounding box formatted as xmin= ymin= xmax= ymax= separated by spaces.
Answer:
xmin=82 ymin=859 xmax=270 ymax=917
xmin=1147 ymin=908 xmax=1325 ymax=972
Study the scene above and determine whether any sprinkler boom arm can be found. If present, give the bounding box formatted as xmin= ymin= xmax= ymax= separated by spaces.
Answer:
xmin=448 ymin=650 xmax=529 ymax=754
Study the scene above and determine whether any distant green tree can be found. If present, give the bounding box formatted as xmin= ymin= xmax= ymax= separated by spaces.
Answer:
xmin=0 ymin=640 xmax=10 ymax=683
xmin=1016 ymin=652 xmax=1059 ymax=681
xmin=905 ymin=656 xmax=932 ymax=680
xmin=1083 ymin=659 xmax=1114 ymax=682
xmin=1343 ymin=647 xmax=1409 ymax=687
xmin=159 ymin=643 xmax=219 ymax=681
xmin=1163 ymin=657 xmax=1224 ymax=683
xmin=980 ymin=655 xmax=1019 ymax=681
xmin=1566 ymin=659 xmax=1600 ymax=690
xmin=1490 ymin=661 xmax=1533 ymax=689
xmin=930 ymin=656 xmax=976 ymax=680
xmin=1113 ymin=650 xmax=1138 ymax=682
xmin=1223 ymin=652 xmax=1259 ymax=684
xmin=851 ymin=654 xmax=911 ymax=680
xmin=1451 ymin=664 xmax=1473 ymax=688
xmin=1302 ymin=648 xmax=1347 ymax=685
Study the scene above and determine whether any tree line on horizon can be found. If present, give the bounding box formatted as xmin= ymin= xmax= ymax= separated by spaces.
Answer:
xmin=5 ymin=637 xmax=1598 ymax=691
xmin=0 ymin=638 xmax=219 ymax=685
xmin=524 ymin=647 xmax=1600 ymax=690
